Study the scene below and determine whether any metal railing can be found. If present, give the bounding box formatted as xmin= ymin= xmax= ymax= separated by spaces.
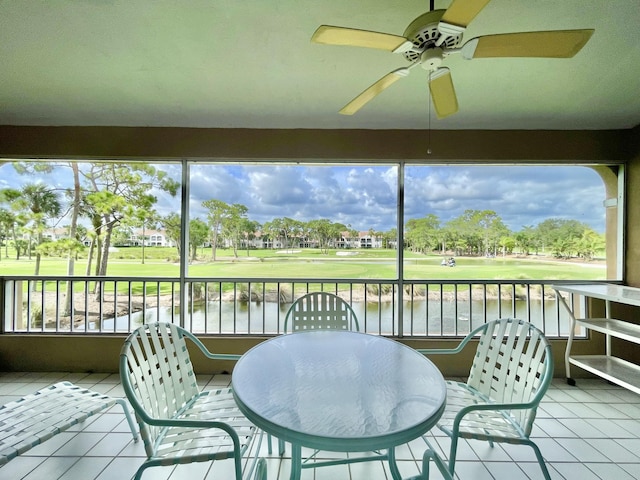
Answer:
xmin=1 ymin=276 xmax=593 ymax=337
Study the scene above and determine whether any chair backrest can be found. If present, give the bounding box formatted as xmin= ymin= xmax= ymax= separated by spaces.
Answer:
xmin=467 ymin=318 xmax=553 ymax=435
xmin=283 ymin=292 xmax=359 ymax=333
xmin=120 ymin=322 xmax=200 ymax=456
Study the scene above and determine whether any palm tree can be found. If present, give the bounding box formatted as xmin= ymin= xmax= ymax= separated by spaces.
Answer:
xmin=16 ymin=183 xmax=62 ymax=276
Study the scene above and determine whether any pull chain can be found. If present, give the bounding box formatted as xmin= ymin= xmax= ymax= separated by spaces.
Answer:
xmin=427 ymin=73 xmax=432 ymax=155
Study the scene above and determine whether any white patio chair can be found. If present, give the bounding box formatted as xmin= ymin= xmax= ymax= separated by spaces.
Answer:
xmin=269 ymin=292 xmax=359 ymax=456
xmin=120 ymin=322 xmax=266 ymax=480
xmin=283 ymin=291 xmax=359 ymax=333
xmin=416 ymin=318 xmax=554 ymax=480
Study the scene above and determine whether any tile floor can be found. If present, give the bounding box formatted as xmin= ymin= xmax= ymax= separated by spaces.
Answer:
xmin=1 ymin=371 xmax=639 ymax=479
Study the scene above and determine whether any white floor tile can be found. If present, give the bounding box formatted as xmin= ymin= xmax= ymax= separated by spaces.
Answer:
xmin=482 ymin=461 xmax=530 ymax=480
xmin=22 ymin=456 xmax=78 ymax=480
xmin=585 ymin=438 xmax=640 ymax=463
xmin=95 ymin=457 xmax=147 ymax=480
xmin=554 ymin=438 xmax=610 ymax=463
xmin=558 ymin=418 xmax=606 ymax=438
xmin=2 ymin=372 xmax=640 ymax=480
xmin=585 ymin=463 xmax=638 ymax=480
xmin=0 ymin=456 xmax=46 ymax=480
xmin=551 ymin=461 xmax=601 ymax=480
xmin=58 ymin=457 xmax=112 ymax=480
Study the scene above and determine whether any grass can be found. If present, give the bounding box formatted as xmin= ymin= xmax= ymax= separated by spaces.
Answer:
xmin=0 ymin=247 xmax=606 ymax=281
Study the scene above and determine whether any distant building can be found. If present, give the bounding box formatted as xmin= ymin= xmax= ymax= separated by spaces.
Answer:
xmin=129 ymin=229 xmax=175 ymax=247
xmin=357 ymin=231 xmax=382 ymax=249
xmin=42 ymin=228 xmax=69 ymax=242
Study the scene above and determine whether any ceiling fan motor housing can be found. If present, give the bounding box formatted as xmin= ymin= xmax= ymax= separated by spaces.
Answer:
xmin=402 ymin=9 xmax=463 ymax=63
xmin=421 ymin=47 xmax=443 ymax=70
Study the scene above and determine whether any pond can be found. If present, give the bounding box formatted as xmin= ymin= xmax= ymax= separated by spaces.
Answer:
xmin=101 ymin=297 xmax=573 ymax=337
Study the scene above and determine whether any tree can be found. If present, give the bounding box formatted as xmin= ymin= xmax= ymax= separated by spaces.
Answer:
xmin=498 ymin=236 xmax=516 ymax=256
xmin=515 ymin=225 xmax=537 ymax=255
xmin=381 ymin=228 xmax=396 ymax=249
xmin=15 ymin=183 xmax=62 ymax=276
xmin=84 ymin=189 xmax=127 ymax=279
xmin=405 ymin=214 xmax=440 ymax=254
xmin=0 ymin=188 xmax=22 ymax=261
xmin=575 ymin=228 xmax=605 ymax=261
xmin=307 ymin=219 xmax=345 ymax=254
xmin=202 ymin=199 xmax=231 ymax=261
xmin=262 ymin=217 xmax=303 ymax=252
xmin=475 ymin=210 xmax=509 ymax=256
xmin=344 ymin=227 xmax=359 ymax=249
xmin=220 ymin=204 xmax=249 ymax=258
xmin=189 ymin=218 xmax=209 ymax=262
xmin=13 ymin=162 xmax=82 ymax=301
xmin=536 ymin=218 xmax=589 ymax=258
xmin=444 ymin=210 xmax=510 ymax=256
xmin=131 ymin=207 xmax=159 ymax=264
xmin=160 ymin=213 xmax=182 ymax=256
xmin=37 ymin=238 xmax=85 ymax=261
xmin=82 ymin=163 xmax=179 ymax=278
xmin=445 ymin=214 xmax=477 ymax=255
xmin=262 ymin=219 xmax=282 ymax=249
xmin=241 ymin=219 xmax=261 ymax=256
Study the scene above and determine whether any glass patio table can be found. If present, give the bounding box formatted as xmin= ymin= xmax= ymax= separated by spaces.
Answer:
xmin=232 ymin=330 xmax=447 ymax=480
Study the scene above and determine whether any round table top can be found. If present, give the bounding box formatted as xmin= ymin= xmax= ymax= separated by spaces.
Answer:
xmin=232 ymin=330 xmax=446 ymax=452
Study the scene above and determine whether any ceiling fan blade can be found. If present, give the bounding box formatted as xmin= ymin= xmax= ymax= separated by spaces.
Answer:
xmin=441 ymin=0 xmax=492 ymax=28
xmin=429 ymin=68 xmax=458 ymax=118
xmin=339 ymin=69 xmax=409 ymax=115
xmin=312 ymin=25 xmax=412 ymax=52
xmin=462 ymin=29 xmax=595 ymax=59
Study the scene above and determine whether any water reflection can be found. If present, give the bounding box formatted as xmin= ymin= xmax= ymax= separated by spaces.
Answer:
xmin=100 ymin=297 xmax=571 ymax=336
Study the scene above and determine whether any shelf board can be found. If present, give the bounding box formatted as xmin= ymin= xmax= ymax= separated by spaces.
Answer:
xmin=576 ymin=318 xmax=640 ymax=344
xmin=552 ymin=284 xmax=640 ymax=307
xmin=569 ymin=355 xmax=640 ymax=395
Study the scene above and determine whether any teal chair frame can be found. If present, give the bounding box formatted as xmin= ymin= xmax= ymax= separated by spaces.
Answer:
xmin=284 ymin=292 xmax=359 ymax=333
xmin=418 ymin=318 xmax=554 ymax=480
xmin=120 ymin=322 xmax=265 ymax=480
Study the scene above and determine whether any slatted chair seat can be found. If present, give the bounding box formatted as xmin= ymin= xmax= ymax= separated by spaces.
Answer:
xmin=120 ymin=322 xmax=265 ymax=480
xmin=152 ymin=389 xmax=255 ymax=462
xmin=416 ymin=318 xmax=554 ymax=480
xmin=0 ymin=381 xmax=137 ymax=466
xmin=437 ymin=381 xmax=527 ymax=441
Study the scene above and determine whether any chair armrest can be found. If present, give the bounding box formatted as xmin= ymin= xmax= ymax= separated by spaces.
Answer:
xmin=417 ymin=336 xmax=475 ymax=356
xmin=417 ymin=347 xmax=464 ymax=355
xmin=457 ymin=399 xmax=539 ymax=417
xmin=180 ymin=328 xmax=242 ymax=361
xmin=417 ymin=321 xmax=494 ymax=356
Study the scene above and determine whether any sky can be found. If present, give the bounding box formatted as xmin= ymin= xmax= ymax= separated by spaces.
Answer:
xmin=0 ymin=161 xmax=606 ymax=234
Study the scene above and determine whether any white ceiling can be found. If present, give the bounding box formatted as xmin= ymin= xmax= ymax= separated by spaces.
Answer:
xmin=1 ymin=0 xmax=639 ymax=130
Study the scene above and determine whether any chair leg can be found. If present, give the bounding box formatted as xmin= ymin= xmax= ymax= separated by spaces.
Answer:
xmin=266 ymin=434 xmax=286 ymax=456
xmin=528 ymin=441 xmax=552 ymax=480
xmin=234 ymin=453 xmax=243 ymax=480
xmin=115 ymin=398 xmax=139 ymax=442
xmin=447 ymin=435 xmax=460 ymax=476
xmin=421 ymin=448 xmax=454 ymax=480
xmin=254 ymin=458 xmax=267 ymax=480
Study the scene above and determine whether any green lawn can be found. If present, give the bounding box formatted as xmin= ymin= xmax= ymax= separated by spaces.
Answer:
xmin=0 ymin=247 xmax=606 ymax=281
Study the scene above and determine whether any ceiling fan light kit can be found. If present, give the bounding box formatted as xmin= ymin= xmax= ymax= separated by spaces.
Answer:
xmin=311 ymin=0 xmax=595 ymax=119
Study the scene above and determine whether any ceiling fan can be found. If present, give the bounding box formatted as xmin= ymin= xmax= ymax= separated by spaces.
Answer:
xmin=311 ymin=0 xmax=594 ymax=118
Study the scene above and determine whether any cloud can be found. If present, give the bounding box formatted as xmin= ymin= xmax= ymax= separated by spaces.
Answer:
xmin=0 ymin=162 xmax=606 ymax=234
xmin=404 ymin=165 xmax=605 ymax=231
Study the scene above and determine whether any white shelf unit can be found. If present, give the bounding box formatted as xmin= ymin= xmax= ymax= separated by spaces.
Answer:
xmin=552 ymin=283 xmax=640 ymax=395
